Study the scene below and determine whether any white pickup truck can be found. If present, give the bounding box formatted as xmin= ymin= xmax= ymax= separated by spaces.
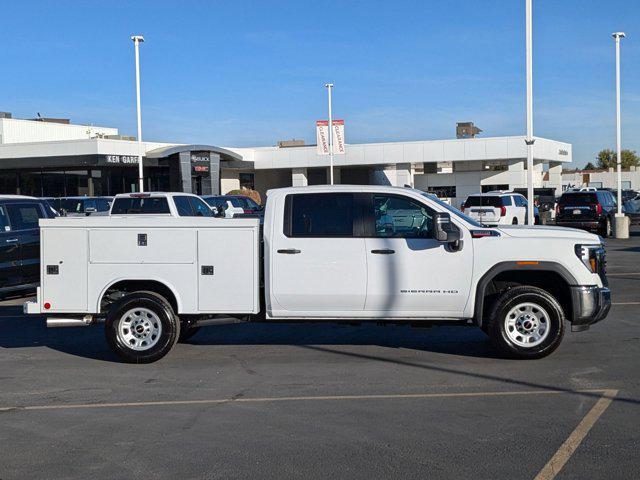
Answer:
xmin=24 ymin=185 xmax=610 ymax=363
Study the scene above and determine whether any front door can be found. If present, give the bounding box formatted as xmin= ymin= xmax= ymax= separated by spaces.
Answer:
xmin=363 ymin=193 xmax=473 ymax=317
xmin=6 ymin=203 xmax=45 ymax=285
xmin=0 ymin=205 xmax=21 ymax=288
xmin=270 ymin=192 xmax=367 ymax=316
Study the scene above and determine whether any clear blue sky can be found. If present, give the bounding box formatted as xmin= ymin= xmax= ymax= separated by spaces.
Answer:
xmin=2 ymin=0 xmax=639 ymax=167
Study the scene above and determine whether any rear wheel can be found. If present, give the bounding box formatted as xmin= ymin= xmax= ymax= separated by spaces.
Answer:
xmin=512 ymin=218 xmax=518 ymax=225
xmin=487 ymin=286 xmax=564 ymax=359
xmin=105 ymin=291 xmax=180 ymax=363
xmin=599 ymin=217 xmax=611 ymax=237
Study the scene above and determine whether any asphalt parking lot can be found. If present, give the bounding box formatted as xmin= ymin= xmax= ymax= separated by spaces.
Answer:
xmin=1 ymin=233 xmax=639 ymax=479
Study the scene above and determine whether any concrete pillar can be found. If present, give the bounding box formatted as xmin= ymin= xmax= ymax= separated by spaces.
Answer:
xmin=371 ymin=165 xmax=396 ymax=186
xmin=208 ymin=153 xmax=220 ymax=195
xmin=292 ymin=168 xmax=308 ymax=187
xmin=333 ymin=167 xmax=341 ymax=184
xmin=178 ymin=151 xmax=192 ymax=193
xmin=396 ymin=163 xmax=413 ymax=187
xmin=615 ymin=214 xmax=630 ymax=239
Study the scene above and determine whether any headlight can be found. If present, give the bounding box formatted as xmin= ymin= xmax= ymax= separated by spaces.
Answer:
xmin=575 ymin=244 xmax=603 ymax=273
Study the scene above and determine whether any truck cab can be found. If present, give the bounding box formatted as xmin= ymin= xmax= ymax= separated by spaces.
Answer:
xmin=25 ymin=185 xmax=610 ymax=363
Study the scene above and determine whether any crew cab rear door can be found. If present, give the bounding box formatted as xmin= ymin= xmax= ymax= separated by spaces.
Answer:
xmin=270 ymin=192 xmax=367 ymax=315
xmin=363 ymin=193 xmax=473 ymax=317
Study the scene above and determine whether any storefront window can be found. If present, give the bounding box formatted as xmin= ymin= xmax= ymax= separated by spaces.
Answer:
xmin=41 ymin=171 xmax=66 ymax=197
xmin=19 ymin=171 xmax=43 ymax=196
xmin=239 ymin=173 xmax=255 ymax=190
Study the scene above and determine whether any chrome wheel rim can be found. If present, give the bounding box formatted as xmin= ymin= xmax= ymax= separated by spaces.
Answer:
xmin=117 ymin=307 xmax=162 ymax=351
xmin=504 ymin=302 xmax=550 ymax=348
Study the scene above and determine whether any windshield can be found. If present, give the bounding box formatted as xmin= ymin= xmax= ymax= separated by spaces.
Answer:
xmin=420 ymin=193 xmax=484 ymax=227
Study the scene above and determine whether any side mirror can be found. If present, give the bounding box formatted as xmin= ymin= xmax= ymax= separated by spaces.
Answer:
xmin=433 ymin=212 xmax=461 ymax=243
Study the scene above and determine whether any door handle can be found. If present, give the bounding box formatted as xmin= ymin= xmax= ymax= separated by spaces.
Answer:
xmin=371 ymin=249 xmax=395 ymax=254
xmin=5 ymin=238 xmax=18 ymax=243
xmin=277 ymin=249 xmax=301 ymax=254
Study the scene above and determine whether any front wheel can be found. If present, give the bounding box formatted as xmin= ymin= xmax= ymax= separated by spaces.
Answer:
xmin=105 ymin=291 xmax=180 ymax=363
xmin=487 ymin=286 xmax=564 ymax=359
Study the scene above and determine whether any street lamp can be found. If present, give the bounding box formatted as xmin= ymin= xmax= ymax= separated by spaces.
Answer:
xmin=324 ymin=83 xmax=334 ymax=185
xmin=612 ymin=32 xmax=625 ymax=214
xmin=131 ymin=35 xmax=145 ymax=192
xmin=525 ymin=0 xmax=535 ymax=226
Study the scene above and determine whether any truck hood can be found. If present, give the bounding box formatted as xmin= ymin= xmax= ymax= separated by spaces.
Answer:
xmin=496 ymin=225 xmax=601 ymax=242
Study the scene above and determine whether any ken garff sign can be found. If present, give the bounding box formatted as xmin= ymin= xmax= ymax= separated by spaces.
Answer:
xmin=106 ymin=155 xmax=138 ymax=164
xmin=316 ymin=120 xmax=346 ymax=156
xmin=558 ymin=149 xmax=569 ymax=156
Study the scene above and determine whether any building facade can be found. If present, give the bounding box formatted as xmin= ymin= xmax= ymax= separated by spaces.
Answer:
xmin=0 ymin=116 xmax=572 ymax=205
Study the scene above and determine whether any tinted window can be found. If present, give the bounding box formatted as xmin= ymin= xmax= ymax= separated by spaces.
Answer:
xmin=514 ymin=195 xmax=527 ymax=207
xmin=0 ymin=205 xmax=10 ymax=231
xmin=111 ymin=197 xmax=170 ymax=214
xmin=559 ymin=193 xmax=597 ymax=206
xmin=174 ymin=196 xmax=194 ymax=216
xmin=83 ymin=199 xmax=97 ymax=211
xmin=373 ymin=194 xmax=433 ymax=238
xmin=466 ymin=196 xmax=503 ymax=207
xmin=204 ymin=197 xmax=227 ymax=209
xmin=61 ymin=199 xmax=85 ymax=214
xmin=97 ymin=199 xmax=111 ymax=211
xmin=287 ymin=193 xmax=354 ymax=237
xmin=7 ymin=203 xmax=42 ymax=230
xmin=226 ymin=197 xmax=243 ymax=208
xmin=189 ymin=197 xmax=213 ymax=217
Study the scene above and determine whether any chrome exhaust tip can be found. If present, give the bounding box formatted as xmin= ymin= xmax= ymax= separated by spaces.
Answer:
xmin=47 ymin=315 xmax=95 ymax=328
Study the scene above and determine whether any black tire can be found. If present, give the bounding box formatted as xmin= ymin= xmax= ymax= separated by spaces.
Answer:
xmin=105 ymin=291 xmax=180 ymax=363
xmin=178 ymin=325 xmax=201 ymax=342
xmin=598 ymin=217 xmax=611 ymax=238
xmin=486 ymin=286 xmax=564 ymax=359
xmin=512 ymin=218 xmax=518 ymax=225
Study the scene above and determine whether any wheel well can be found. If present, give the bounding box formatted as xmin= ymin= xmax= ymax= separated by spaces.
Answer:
xmin=479 ymin=270 xmax=572 ymax=325
xmin=101 ymin=280 xmax=178 ymax=313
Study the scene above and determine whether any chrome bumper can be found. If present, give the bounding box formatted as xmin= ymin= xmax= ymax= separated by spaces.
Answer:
xmin=570 ymin=286 xmax=611 ymax=328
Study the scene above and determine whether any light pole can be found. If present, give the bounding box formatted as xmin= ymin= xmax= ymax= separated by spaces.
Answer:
xmin=325 ymin=83 xmax=334 ymax=185
xmin=612 ymin=32 xmax=625 ymax=215
xmin=131 ymin=35 xmax=145 ymax=192
xmin=525 ymin=0 xmax=535 ymax=225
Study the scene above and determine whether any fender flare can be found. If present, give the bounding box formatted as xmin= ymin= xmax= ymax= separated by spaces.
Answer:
xmin=473 ymin=261 xmax=578 ymax=327
xmin=97 ymin=277 xmax=183 ymax=314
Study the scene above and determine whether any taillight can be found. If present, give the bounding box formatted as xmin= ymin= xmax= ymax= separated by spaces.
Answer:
xmin=596 ymin=204 xmax=602 ymax=214
xmin=500 ymin=206 xmax=506 ymax=217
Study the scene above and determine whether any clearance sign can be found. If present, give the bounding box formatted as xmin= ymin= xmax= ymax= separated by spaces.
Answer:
xmin=316 ymin=120 xmax=346 ymax=156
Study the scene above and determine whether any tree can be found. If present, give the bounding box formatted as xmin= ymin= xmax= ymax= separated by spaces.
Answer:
xmin=596 ymin=149 xmax=639 ymax=169
xmin=584 ymin=162 xmax=597 ymax=170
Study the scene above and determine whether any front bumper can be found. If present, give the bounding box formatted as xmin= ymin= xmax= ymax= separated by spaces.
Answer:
xmin=570 ymin=286 xmax=611 ymax=327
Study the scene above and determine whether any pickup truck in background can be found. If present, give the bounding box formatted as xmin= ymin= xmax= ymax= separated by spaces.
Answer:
xmin=24 ymin=185 xmax=611 ymax=363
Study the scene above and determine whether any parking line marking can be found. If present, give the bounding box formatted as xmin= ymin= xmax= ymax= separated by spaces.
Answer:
xmin=0 ymin=388 xmax=610 ymax=412
xmin=607 ymin=272 xmax=640 ymax=276
xmin=533 ymin=389 xmax=618 ymax=480
xmin=612 ymin=302 xmax=640 ymax=305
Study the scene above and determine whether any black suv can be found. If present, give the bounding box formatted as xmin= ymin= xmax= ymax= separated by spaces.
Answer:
xmin=556 ymin=190 xmax=617 ymax=237
xmin=0 ymin=197 xmax=58 ymax=297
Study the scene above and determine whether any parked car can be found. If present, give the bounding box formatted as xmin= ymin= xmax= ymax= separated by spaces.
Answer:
xmin=461 ymin=192 xmax=529 ymax=225
xmin=0 ymin=196 xmax=58 ymax=298
xmin=46 ymin=196 xmax=112 ymax=217
xmin=623 ymin=199 xmax=640 ymax=226
xmin=27 ymin=185 xmax=610 ymax=363
xmin=110 ymin=192 xmax=214 ymax=217
xmin=513 ymin=187 xmax=557 ymax=222
xmin=555 ymin=190 xmax=617 ymax=237
xmin=201 ymin=195 xmax=245 ymax=218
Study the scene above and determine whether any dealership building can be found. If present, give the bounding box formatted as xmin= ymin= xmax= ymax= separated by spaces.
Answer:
xmin=0 ymin=114 xmax=572 ymax=206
